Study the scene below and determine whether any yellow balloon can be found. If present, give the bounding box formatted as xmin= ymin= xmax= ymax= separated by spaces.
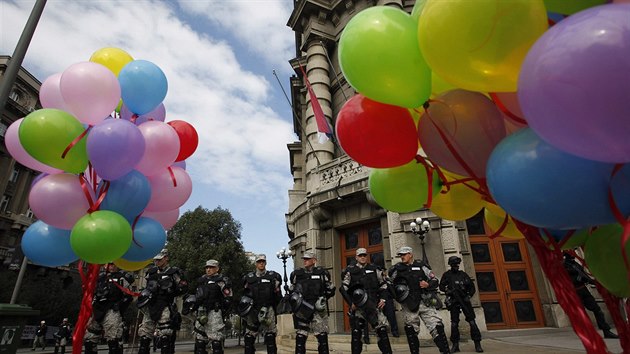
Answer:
xmin=430 ymin=172 xmax=484 ymax=221
xmin=484 ymin=206 xmax=524 ymax=239
xmin=114 ymin=258 xmax=152 ymax=271
xmin=418 ymin=0 xmax=548 ymax=92
xmin=90 ymin=47 xmax=134 ymax=77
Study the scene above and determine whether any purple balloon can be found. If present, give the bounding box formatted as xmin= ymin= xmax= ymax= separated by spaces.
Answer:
xmin=519 ymin=4 xmax=630 ymax=163
xmin=87 ymin=119 xmax=145 ymax=181
xmin=120 ymin=102 xmax=166 ymax=125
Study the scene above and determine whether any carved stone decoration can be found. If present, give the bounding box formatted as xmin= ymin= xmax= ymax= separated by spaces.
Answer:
xmin=440 ymin=226 xmax=458 ymax=252
xmin=318 ymin=10 xmax=327 ymax=24
xmin=458 ymin=229 xmax=470 ymax=254
xmin=320 ymin=159 xmax=364 ymax=186
xmin=332 ymin=12 xmax=340 ymax=26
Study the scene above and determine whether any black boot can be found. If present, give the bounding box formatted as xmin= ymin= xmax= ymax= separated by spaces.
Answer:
xmin=404 ymin=325 xmax=420 ymax=354
xmin=53 ymin=345 xmax=59 ymax=354
xmin=351 ymin=328 xmax=363 ymax=354
xmin=295 ymin=333 xmax=307 ymax=354
xmin=363 ymin=325 xmax=370 ymax=344
xmin=160 ymin=336 xmax=172 ymax=354
xmin=210 ymin=340 xmax=223 ymax=354
xmin=432 ymin=325 xmax=451 ymax=354
xmin=264 ymin=332 xmax=278 ymax=354
xmin=108 ymin=340 xmax=123 ymax=354
xmin=85 ymin=341 xmax=98 ymax=354
xmin=138 ymin=336 xmax=152 ymax=354
xmin=451 ymin=322 xmax=460 ymax=352
xmin=450 ymin=342 xmax=460 ymax=353
xmin=474 ymin=340 xmax=484 ymax=353
xmin=316 ymin=333 xmax=329 ymax=354
xmin=376 ymin=326 xmax=392 ymax=354
xmin=244 ymin=334 xmax=256 ymax=354
xmin=60 ymin=346 xmax=66 ymax=354
xmin=194 ymin=340 xmax=208 ymax=354
xmin=603 ymin=330 xmax=619 ymax=339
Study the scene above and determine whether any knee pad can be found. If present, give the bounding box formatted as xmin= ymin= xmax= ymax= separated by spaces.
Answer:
xmin=264 ymin=332 xmax=276 ymax=345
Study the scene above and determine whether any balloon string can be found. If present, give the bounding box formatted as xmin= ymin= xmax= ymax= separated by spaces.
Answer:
xmin=131 ymin=114 xmax=139 ymax=124
xmin=487 ymin=213 xmax=509 ymax=239
xmin=555 ymin=229 xmax=576 ymax=249
xmin=79 ymin=173 xmax=96 ymax=212
xmin=595 ymin=283 xmax=630 ymax=353
xmin=90 ymin=180 xmax=109 ymax=213
xmin=113 ymin=282 xmax=141 ymax=297
xmin=167 ymin=166 xmax=177 ymax=187
xmin=606 ymin=165 xmax=630 ymax=289
xmin=131 ymin=214 xmax=143 ymax=248
xmin=513 ymin=220 xmax=608 ymax=354
xmin=62 ymin=126 xmax=91 ymax=159
xmin=489 ymin=93 xmax=528 ymax=126
xmin=72 ymin=262 xmax=100 ymax=354
xmin=414 ymin=155 xmax=435 ymax=208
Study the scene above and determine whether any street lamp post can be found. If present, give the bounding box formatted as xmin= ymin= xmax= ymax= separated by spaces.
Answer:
xmin=410 ymin=217 xmax=431 ymax=267
xmin=276 ymin=247 xmax=293 ymax=293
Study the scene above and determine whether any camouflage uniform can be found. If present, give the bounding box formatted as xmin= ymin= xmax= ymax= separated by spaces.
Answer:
xmin=53 ymin=319 xmax=72 ymax=354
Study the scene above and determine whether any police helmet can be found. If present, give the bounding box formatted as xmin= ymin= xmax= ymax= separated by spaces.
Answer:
xmin=448 ymin=256 xmax=462 ymax=266
xmin=289 ymin=292 xmax=315 ymax=320
xmin=137 ymin=289 xmax=153 ymax=308
xmin=237 ymin=295 xmax=255 ymax=317
xmin=182 ymin=294 xmax=197 ymax=315
xmin=393 ymin=284 xmax=410 ymax=303
xmin=351 ymin=288 xmax=368 ymax=307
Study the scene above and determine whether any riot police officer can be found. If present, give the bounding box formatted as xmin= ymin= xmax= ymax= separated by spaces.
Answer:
xmin=53 ymin=318 xmax=72 ymax=354
xmin=563 ymin=252 xmax=618 ymax=339
xmin=289 ymin=251 xmax=336 ymax=354
xmin=187 ymin=259 xmax=233 ymax=354
xmin=340 ymin=248 xmax=392 ymax=354
xmin=439 ymin=256 xmax=483 ymax=353
xmin=137 ymin=250 xmax=187 ymax=354
xmin=85 ymin=263 xmax=134 ymax=354
xmin=388 ymin=246 xmax=450 ymax=354
xmin=239 ymin=254 xmax=283 ymax=354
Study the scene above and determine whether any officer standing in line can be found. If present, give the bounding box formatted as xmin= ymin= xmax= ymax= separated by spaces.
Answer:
xmin=53 ymin=318 xmax=72 ymax=354
xmin=32 ymin=320 xmax=47 ymax=351
xmin=289 ymin=251 xmax=336 ymax=354
xmin=563 ymin=252 xmax=618 ymax=339
xmin=84 ymin=263 xmax=134 ymax=354
xmin=388 ymin=246 xmax=450 ymax=354
xmin=439 ymin=256 xmax=483 ymax=353
xmin=137 ymin=249 xmax=187 ymax=354
xmin=340 ymin=248 xmax=393 ymax=354
xmin=186 ymin=259 xmax=233 ymax=354
xmin=239 ymin=254 xmax=283 ymax=354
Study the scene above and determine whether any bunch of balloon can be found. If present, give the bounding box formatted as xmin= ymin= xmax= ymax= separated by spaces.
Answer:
xmin=337 ymin=2 xmax=630 ymax=352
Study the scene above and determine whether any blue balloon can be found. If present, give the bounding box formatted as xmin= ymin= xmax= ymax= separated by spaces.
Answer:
xmin=22 ymin=221 xmax=78 ymax=267
xmin=610 ymin=163 xmax=630 ymax=216
xmin=118 ymin=60 xmax=168 ymax=115
xmin=99 ymin=170 xmax=151 ymax=222
xmin=487 ymin=128 xmax=616 ymax=229
xmin=121 ymin=217 xmax=166 ymax=261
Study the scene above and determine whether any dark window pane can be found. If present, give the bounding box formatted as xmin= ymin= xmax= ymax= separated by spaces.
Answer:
xmin=481 ymin=302 xmax=503 ymax=323
xmin=502 ymin=243 xmax=522 ymax=262
xmin=466 ymin=211 xmax=485 ymax=235
xmin=508 ymin=271 xmax=530 ymax=291
xmin=476 ymin=272 xmax=497 ymax=292
xmin=370 ymin=252 xmax=384 ymax=268
xmin=345 ymin=230 xmax=359 ymax=249
xmin=472 ymin=244 xmax=491 ymax=263
xmin=514 ymin=300 xmax=537 ymax=322
xmin=368 ymin=226 xmax=382 ymax=246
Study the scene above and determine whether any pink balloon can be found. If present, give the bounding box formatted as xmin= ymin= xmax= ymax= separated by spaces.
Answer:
xmin=142 ymin=208 xmax=180 ymax=230
xmin=120 ymin=102 xmax=166 ymax=125
xmin=60 ymin=62 xmax=121 ymax=125
xmin=135 ymin=121 xmax=180 ymax=176
xmin=144 ymin=167 xmax=192 ymax=212
xmin=5 ymin=119 xmax=62 ymax=174
xmin=40 ymin=73 xmax=69 ymax=111
xmin=29 ymin=173 xmax=92 ymax=229
xmin=418 ymin=89 xmax=506 ymax=178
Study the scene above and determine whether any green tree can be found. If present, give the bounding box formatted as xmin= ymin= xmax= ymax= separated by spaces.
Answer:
xmin=166 ymin=206 xmax=253 ymax=300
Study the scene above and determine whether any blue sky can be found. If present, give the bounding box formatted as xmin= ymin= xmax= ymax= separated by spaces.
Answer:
xmin=1 ymin=0 xmax=298 ymax=274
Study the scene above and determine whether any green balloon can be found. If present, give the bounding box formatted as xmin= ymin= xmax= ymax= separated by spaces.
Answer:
xmin=71 ymin=210 xmax=132 ymax=264
xmin=544 ymin=0 xmax=606 ymax=15
xmin=584 ymin=224 xmax=630 ymax=298
xmin=339 ymin=6 xmax=431 ymax=108
xmin=19 ymin=109 xmax=88 ymax=174
xmin=560 ymin=228 xmax=589 ymax=250
xmin=369 ymin=161 xmax=440 ymax=213
xmin=411 ymin=0 xmax=428 ymax=21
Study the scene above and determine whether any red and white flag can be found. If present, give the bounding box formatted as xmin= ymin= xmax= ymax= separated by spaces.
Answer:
xmin=300 ymin=65 xmax=333 ymax=143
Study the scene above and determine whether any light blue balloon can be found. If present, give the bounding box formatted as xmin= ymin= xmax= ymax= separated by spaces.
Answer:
xmin=22 ymin=221 xmax=78 ymax=267
xmin=119 ymin=60 xmax=168 ymax=115
xmin=99 ymin=170 xmax=151 ymax=222
xmin=121 ymin=217 xmax=166 ymax=261
xmin=487 ymin=128 xmax=616 ymax=229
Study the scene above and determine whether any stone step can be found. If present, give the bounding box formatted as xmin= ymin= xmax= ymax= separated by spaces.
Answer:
xmin=276 ymin=333 xmax=436 ymax=353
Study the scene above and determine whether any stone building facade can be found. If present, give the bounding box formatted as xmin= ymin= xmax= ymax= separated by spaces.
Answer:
xmin=284 ymin=0 xmax=610 ymax=338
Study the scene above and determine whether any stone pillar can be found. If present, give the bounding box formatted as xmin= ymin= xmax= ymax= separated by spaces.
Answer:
xmin=303 ymin=41 xmax=334 ymax=172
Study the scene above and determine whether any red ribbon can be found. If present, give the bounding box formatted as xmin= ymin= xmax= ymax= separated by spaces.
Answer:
xmin=72 ymin=262 xmax=100 ymax=354
xmin=489 ymin=92 xmax=528 ymax=126
xmin=167 ymin=166 xmax=177 ymax=187
xmin=62 ymin=126 xmax=91 ymax=159
xmin=113 ymin=282 xmax=141 ymax=297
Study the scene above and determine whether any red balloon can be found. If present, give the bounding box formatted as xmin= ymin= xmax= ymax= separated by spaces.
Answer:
xmin=167 ymin=120 xmax=198 ymax=161
xmin=336 ymin=94 xmax=418 ymax=168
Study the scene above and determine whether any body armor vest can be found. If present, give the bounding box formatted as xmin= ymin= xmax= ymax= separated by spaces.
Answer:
xmin=146 ymin=266 xmax=182 ymax=303
xmin=390 ymin=261 xmax=429 ymax=300
xmin=198 ymin=274 xmax=226 ymax=308
xmin=344 ymin=264 xmax=381 ymax=301
xmin=441 ymin=270 xmax=474 ymax=297
xmin=243 ymin=271 xmax=279 ymax=307
xmin=293 ymin=267 xmax=327 ymax=302
xmin=94 ymin=271 xmax=127 ymax=303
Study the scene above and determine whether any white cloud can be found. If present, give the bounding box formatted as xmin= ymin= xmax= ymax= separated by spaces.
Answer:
xmin=0 ymin=0 xmax=295 ymax=207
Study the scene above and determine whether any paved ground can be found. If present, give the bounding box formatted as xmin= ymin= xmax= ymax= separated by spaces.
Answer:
xmin=18 ymin=327 xmax=624 ymax=353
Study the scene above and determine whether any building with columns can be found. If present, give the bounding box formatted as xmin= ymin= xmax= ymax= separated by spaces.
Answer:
xmin=284 ymin=0 xmax=610 ymax=338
